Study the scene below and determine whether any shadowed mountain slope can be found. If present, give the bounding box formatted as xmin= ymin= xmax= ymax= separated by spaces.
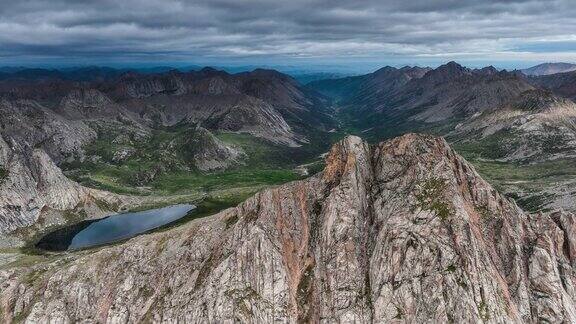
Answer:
xmin=529 ymin=70 xmax=576 ymax=102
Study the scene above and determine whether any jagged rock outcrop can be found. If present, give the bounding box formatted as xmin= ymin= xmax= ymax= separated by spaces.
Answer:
xmin=205 ymin=97 xmax=303 ymax=147
xmin=0 ymin=140 xmax=137 ymax=235
xmin=0 ymin=142 xmax=89 ymax=233
xmin=0 ymin=98 xmax=95 ymax=233
xmin=2 ymin=134 xmax=576 ymax=322
xmin=119 ymin=72 xmax=187 ymax=98
xmin=55 ymin=88 xmax=143 ymax=125
xmin=0 ymin=98 xmax=96 ymax=163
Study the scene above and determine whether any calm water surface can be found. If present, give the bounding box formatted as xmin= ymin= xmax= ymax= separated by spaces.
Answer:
xmin=36 ymin=204 xmax=195 ymax=251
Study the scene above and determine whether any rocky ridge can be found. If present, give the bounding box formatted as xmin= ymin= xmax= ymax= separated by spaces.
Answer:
xmin=385 ymin=62 xmax=534 ymax=123
xmin=529 ymin=70 xmax=576 ymax=102
xmin=180 ymin=126 xmax=245 ymax=171
xmin=307 ymin=66 xmax=430 ymax=104
xmin=451 ymin=89 xmax=576 ymax=162
xmin=2 ymin=134 xmax=576 ymax=322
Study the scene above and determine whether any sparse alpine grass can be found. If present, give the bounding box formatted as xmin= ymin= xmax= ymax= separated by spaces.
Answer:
xmin=414 ymin=177 xmax=454 ymax=221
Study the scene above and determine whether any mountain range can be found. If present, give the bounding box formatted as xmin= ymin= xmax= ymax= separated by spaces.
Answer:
xmin=309 ymin=61 xmax=576 ymax=212
xmin=2 ymin=61 xmax=576 ymax=322
xmin=0 ymin=67 xmax=335 ymax=235
xmin=3 ymin=61 xmax=576 ymax=233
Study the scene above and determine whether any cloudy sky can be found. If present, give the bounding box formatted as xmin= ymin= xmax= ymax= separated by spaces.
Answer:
xmin=1 ymin=0 xmax=576 ymax=71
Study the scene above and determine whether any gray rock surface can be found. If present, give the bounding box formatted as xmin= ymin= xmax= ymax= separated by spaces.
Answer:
xmin=451 ymin=89 xmax=576 ymax=162
xmin=0 ymin=98 xmax=96 ymax=233
xmin=2 ymin=134 xmax=576 ymax=322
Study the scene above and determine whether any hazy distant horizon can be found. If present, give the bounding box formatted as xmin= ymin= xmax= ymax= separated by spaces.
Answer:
xmin=1 ymin=60 xmax=574 ymax=76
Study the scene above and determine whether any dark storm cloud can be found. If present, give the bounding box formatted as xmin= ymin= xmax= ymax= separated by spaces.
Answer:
xmin=1 ymin=0 xmax=575 ymax=65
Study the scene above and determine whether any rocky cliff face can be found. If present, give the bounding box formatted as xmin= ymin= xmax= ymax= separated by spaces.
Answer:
xmin=0 ymin=135 xmax=142 ymax=235
xmin=0 ymin=144 xmax=86 ymax=233
xmin=55 ymin=88 xmax=143 ymax=125
xmin=2 ymin=134 xmax=576 ymax=323
xmin=0 ymin=98 xmax=96 ymax=163
xmin=102 ymin=69 xmax=330 ymax=146
xmin=0 ymin=98 xmax=95 ymax=233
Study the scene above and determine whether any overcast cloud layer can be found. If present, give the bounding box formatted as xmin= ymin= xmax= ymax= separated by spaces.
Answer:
xmin=1 ymin=0 xmax=576 ymax=69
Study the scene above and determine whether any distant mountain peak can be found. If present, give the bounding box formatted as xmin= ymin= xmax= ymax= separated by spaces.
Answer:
xmin=373 ymin=66 xmax=397 ymax=74
xmin=199 ymin=67 xmax=220 ymax=74
xmin=436 ymin=61 xmax=469 ymax=72
xmin=422 ymin=61 xmax=470 ymax=82
xmin=444 ymin=60 xmax=462 ymax=67
xmin=249 ymin=68 xmax=290 ymax=79
xmin=474 ymin=66 xmax=498 ymax=75
xmin=521 ymin=62 xmax=576 ymax=76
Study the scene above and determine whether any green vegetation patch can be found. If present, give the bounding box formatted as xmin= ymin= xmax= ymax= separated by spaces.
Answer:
xmin=478 ymin=300 xmax=491 ymax=322
xmin=454 ymin=131 xmax=576 ymax=213
xmin=414 ymin=177 xmax=454 ymax=221
xmin=452 ymin=132 xmax=516 ymax=160
xmin=63 ymin=128 xmax=316 ymax=197
xmin=461 ymin=158 xmax=576 ymax=185
xmin=150 ymin=169 xmax=301 ymax=194
xmin=514 ymin=193 xmax=555 ymax=213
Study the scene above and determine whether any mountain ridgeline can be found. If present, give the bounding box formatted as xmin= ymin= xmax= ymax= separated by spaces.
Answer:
xmin=309 ymin=61 xmax=534 ymax=138
xmin=308 ymin=61 xmax=576 ymax=212
xmin=2 ymin=61 xmax=576 ymax=234
xmin=3 ymin=134 xmax=576 ymax=322
xmin=2 ymin=62 xmax=576 ymax=322
xmin=0 ymin=67 xmax=336 ymax=234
